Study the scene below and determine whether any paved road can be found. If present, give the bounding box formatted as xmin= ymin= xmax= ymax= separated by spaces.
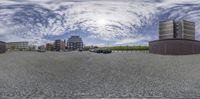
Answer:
xmin=0 ymin=51 xmax=200 ymax=98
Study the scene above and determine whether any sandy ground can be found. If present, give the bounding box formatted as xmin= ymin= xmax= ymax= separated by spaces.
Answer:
xmin=0 ymin=51 xmax=200 ymax=98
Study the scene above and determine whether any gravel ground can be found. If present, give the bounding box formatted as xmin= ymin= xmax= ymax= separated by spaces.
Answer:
xmin=0 ymin=51 xmax=200 ymax=99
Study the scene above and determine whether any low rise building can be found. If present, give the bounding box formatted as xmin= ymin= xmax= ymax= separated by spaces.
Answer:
xmin=54 ymin=40 xmax=65 ymax=51
xmin=6 ymin=42 xmax=29 ymax=51
xmin=0 ymin=41 xmax=6 ymax=53
xmin=38 ymin=45 xmax=46 ymax=52
xmin=28 ymin=45 xmax=37 ymax=51
xmin=46 ymin=43 xmax=54 ymax=51
xmin=67 ymin=36 xmax=83 ymax=50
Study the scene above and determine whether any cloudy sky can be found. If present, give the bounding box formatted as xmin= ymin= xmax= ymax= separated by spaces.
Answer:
xmin=0 ymin=0 xmax=200 ymax=46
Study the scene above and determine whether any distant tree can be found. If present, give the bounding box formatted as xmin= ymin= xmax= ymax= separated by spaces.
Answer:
xmin=110 ymin=46 xmax=149 ymax=51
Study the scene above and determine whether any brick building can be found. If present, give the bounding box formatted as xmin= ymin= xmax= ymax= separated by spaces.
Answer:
xmin=46 ymin=43 xmax=54 ymax=51
xmin=54 ymin=40 xmax=65 ymax=51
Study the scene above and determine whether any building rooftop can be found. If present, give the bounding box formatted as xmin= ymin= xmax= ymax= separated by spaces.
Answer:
xmin=67 ymin=36 xmax=83 ymax=43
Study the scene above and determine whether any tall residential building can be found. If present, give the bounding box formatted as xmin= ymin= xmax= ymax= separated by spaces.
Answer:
xmin=6 ymin=42 xmax=29 ymax=51
xmin=159 ymin=20 xmax=174 ymax=39
xmin=159 ymin=20 xmax=195 ymax=40
xmin=0 ymin=41 xmax=6 ymax=53
xmin=54 ymin=40 xmax=65 ymax=51
xmin=177 ymin=20 xmax=195 ymax=39
xmin=67 ymin=36 xmax=83 ymax=50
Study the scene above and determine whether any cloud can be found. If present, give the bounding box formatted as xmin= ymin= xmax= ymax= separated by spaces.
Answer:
xmin=0 ymin=0 xmax=200 ymax=45
xmin=114 ymin=36 xmax=151 ymax=45
xmin=62 ymin=1 xmax=158 ymax=39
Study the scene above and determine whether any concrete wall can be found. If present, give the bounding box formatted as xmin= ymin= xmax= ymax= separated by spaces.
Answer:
xmin=149 ymin=39 xmax=200 ymax=55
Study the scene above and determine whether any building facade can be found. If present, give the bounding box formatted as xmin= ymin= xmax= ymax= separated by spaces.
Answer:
xmin=159 ymin=20 xmax=195 ymax=40
xmin=67 ymin=36 xmax=83 ymax=50
xmin=0 ymin=41 xmax=6 ymax=53
xmin=54 ymin=40 xmax=65 ymax=51
xmin=150 ymin=20 xmax=200 ymax=55
xmin=149 ymin=39 xmax=200 ymax=55
xmin=159 ymin=20 xmax=175 ymax=39
xmin=46 ymin=43 xmax=54 ymax=51
xmin=177 ymin=20 xmax=195 ymax=40
xmin=6 ymin=42 xmax=29 ymax=51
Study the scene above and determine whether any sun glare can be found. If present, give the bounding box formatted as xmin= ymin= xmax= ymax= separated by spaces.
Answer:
xmin=96 ymin=18 xmax=108 ymax=26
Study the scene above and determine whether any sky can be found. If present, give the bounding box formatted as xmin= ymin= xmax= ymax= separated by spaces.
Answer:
xmin=0 ymin=0 xmax=200 ymax=46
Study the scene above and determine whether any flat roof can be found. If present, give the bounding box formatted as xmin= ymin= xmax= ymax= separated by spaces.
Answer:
xmin=149 ymin=38 xmax=200 ymax=43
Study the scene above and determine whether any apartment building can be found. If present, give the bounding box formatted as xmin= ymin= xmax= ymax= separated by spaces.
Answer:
xmin=67 ymin=36 xmax=83 ymax=51
xmin=6 ymin=42 xmax=29 ymax=51
xmin=159 ymin=20 xmax=195 ymax=40
xmin=54 ymin=40 xmax=65 ymax=51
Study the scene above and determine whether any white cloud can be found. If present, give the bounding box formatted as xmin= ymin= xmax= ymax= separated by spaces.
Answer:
xmin=114 ymin=35 xmax=151 ymax=45
xmin=58 ymin=1 xmax=158 ymax=41
xmin=1 ymin=0 xmax=200 ymax=45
